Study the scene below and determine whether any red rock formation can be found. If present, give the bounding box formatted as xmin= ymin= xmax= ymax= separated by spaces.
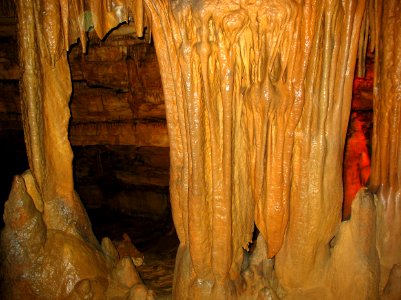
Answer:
xmin=343 ymin=113 xmax=371 ymax=219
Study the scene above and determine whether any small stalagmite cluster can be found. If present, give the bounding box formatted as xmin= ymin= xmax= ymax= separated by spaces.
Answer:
xmin=0 ymin=0 xmax=400 ymax=299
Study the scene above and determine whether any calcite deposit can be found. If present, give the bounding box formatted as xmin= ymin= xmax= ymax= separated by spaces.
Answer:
xmin=370 ymin=0 xmax=401 ymax=294
xmin=1 ymin=0 xmax=400 ymax=299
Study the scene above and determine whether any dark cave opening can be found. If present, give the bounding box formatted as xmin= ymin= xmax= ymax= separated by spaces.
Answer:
xmin=342 ymin=52 xmax=374 ymax=220
xmin=69 ymin=145 xmax=178 ymax=291
xmin=67 ymin=28 xmax=178 ymax=295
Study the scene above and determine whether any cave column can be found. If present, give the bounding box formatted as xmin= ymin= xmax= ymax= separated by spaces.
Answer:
xmin=16 ymin=0 xmax=148 ymax=241
xmin=16 ymin=0 xmax=94 ymax=238
xmin=3 ymin=0 xmax=155 ymax=297
xmin=370 ymin=0 xmax=401 ymax=293
xmin=145 ymin=0 xmax=367 ymax=297
xmin=275 ymin=0 xmax=367 ymax=291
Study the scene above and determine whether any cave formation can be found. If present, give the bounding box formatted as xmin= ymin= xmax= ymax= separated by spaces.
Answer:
xmin=0 ymin=0 xmax=401 ymax=299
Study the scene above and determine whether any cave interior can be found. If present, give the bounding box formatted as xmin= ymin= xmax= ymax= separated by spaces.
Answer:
xmin=0 ymin=0 xmax=400 ymax=299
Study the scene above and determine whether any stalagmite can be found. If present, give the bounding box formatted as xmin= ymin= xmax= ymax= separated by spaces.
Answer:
xmin=1 ymin=0 xmax=401 ymax=299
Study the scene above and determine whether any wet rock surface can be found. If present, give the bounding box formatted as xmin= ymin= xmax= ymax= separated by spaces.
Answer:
xmin=88 ymin=207 xmax=178 ymax=298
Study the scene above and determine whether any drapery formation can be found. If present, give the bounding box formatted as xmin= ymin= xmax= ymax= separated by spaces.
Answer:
xmin=275 ymin=0 xmax=366 ymax=289
xmin=146 ymin=0 xmax=367 ymax=297
xmin=16 ymin=0 xmax=91 ymax=239
xmin=370 ymin=0 xmax=401 ymax=294
xmin=2 ymin=0 xmax=401 ymax=298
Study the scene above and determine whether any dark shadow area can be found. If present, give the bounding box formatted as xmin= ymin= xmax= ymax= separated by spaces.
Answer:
xmin=71 ymin=144 xmax=178 ymax=296
xmin=342 ymin=53 xmax=374 ymax=220
xmin=0 ymin=126 xmax=28 ymax=228
xmin=67 ymin=30 xmax=178 ymax=297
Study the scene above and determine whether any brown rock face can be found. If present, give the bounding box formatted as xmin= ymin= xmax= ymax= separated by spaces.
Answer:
xmin=1 ymin=0 xmax=401 ymax=299
xmin=1 ymin=175 xmax=153 ymax=299
xmin=1 ymin=175 xmax=109 ymax=298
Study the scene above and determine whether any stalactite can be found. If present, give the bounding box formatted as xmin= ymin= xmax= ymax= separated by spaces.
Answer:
xmin=14 ymin=0 xmax=151 ymax=243
xmin=37 ymin=0 xmax=151 ymax=53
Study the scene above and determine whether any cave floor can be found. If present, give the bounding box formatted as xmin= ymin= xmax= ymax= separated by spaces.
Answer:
xmin=87 ymin=207 xmax=178 ymax=299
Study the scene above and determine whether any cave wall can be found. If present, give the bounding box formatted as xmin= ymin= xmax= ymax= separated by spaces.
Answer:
xmin=1 ymin=1 xmax=156 ymax=298
xmin=68 ymin=34 xmax=170 ymax=218
xmin=1 ymin=0 xmax=401 ymax=299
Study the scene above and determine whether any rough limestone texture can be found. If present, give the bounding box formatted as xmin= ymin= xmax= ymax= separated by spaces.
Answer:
xmin=1 ymin=174 xmax=153 ymax=299
xmin=1 ymin=0 xmax=401 ymax=299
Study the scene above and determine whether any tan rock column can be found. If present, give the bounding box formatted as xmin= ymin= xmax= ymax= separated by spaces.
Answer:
xmin=370 ymin=0 xmax=401 ymax=294
xmin=145 ymin=0 xmax=365 ymax=298
xmin=16 ymin=0 xmax=149 ymax=242
xmin=274 ymin=0 xmax=367 ymax=292
xmin=146 ymin=2 xmax=254 ymax=297
xmin=4 ymin=0 xmax=154 ymax=298
xmin=16 ymin=0 xmax=94 ymax=238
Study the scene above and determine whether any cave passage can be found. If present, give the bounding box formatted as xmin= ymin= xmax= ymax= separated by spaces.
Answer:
xmin=67 ymin=25 xmax=178 ymax=296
